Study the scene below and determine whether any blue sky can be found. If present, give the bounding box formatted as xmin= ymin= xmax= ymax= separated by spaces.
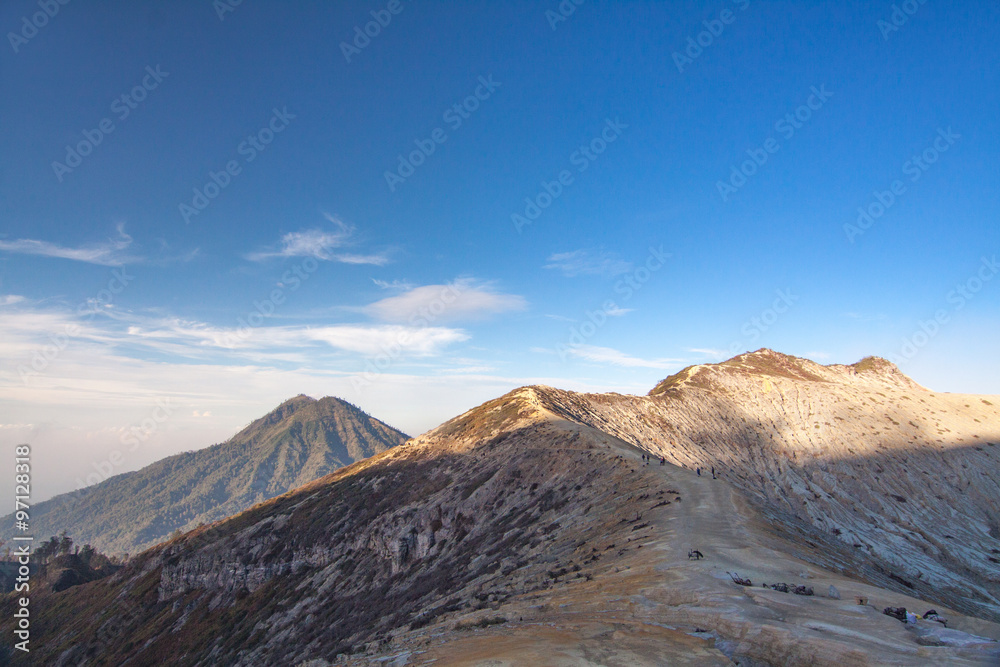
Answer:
xmin=2 ymin=0 xmax=998 ymax=501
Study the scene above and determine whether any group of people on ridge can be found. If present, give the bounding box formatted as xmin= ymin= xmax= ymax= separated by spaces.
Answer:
xmin=641 ymin=453 xmax=719 ymax=479
xmin=641 ymin=453 xmax=665 ymax=466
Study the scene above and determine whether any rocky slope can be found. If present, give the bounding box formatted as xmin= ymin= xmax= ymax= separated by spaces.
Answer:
xmin=532 ymin=349 xmax=1000 ymax=622
xmin=13 ymin=396 xmax=661 ymax=665
xmin=5 ymin=351 xmax=999 ymax=665
xmin=1 ymin=396 xmax=407 ymax=555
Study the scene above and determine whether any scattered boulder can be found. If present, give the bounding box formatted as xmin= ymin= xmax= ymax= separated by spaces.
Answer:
xmin=763 ymin=582 xmax=813 ymax=596
xmin=883 ymin=606 xmax=907 ymax=622
xmin=828 ymin=584 xmax=841 ymax=599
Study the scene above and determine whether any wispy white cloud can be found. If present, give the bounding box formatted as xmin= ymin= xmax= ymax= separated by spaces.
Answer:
xmin=604 ymin=304 xmax=632 ymax=317
xmin=544 ymin=249 xmax=632 ymax=278
xmin=0 ymin=295 xmax=25 ymax=307
xmin=0 ymin=224 xmax=136 ymax=266
xmin=304 ymin=325 xmax=468 ymax=355
xmin=121 ymin=318 xmax=468 ymax=358
xmin=365 ymin=278 xmax=526 ymax=324
xmin=563 ymin=344 xmax=684 ymax=369
xmin=247 ymin=215 xmax=389 ymax=265
xmin=334 ymin=252 xmax=391 ymax=265
xmin=0 ymin=306 xmax=472 ymax=379
xmin=372 ymin=278 xmax=414 ymax=291
xmin=148 ymin=246 xmax=201 ymax=266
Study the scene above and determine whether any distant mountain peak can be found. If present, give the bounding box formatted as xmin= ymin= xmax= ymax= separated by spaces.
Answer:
xmin=284 ymin=393 xmax=316 ymax=404
xmin=4 ymin=396 xmax=408 ymax=554
xmin=650 ymin=350 xmax=921 ymax=396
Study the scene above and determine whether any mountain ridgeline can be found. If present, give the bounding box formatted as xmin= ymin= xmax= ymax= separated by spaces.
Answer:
xmin=7 ymin=351 xmax=1000 ymax=665
xmin=3 ymin=396 xmax=407 ymax=555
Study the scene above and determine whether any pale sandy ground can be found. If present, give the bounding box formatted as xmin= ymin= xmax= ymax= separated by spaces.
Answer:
xmin=353 ymin=429 xmax=1000 ymax=666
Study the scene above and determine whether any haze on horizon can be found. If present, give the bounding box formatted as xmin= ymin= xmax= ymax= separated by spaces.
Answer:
xmin=1 ymin=0 xmax=998 ymax=503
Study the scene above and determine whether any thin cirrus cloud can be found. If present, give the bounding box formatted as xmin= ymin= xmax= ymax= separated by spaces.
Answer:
xmin=246 ymin=216 xmax=390 ymax=265
xmin=563 ymin=344 xmax=685 ymax=370
xmin=545 ymin=304 xmax=631 ymax=323
xmin=372 ymin=278 xmax=415 ymax=291
xmin=364 ymin=278 xmax=526 ymax=323
xmin=0 ymin=306 xmax=470 ymax=369
xmin=544 ymin=249 xmax=633 ymax=277
xmin=121 ymin=318 xmax=468 ymax=358
xmin=0 ymin=224 xmax=137 ymax=266
xmin=604 ymin=304 xmax=633 ymax=317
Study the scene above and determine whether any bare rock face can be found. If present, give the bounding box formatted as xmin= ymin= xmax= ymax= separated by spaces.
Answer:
xmin=536 ymin=349 xmax=1000 ymax=620
xmin=8 ymin=350 xmax=1000 ymax=666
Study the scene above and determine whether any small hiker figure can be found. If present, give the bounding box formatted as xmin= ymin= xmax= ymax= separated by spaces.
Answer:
xmin=660 ymin=457 xmax=665 ymax=466
xmin=697 ymin=467 xmax=701 ymax=476
xmin=711 ymin=466 xmax=716 ymax=479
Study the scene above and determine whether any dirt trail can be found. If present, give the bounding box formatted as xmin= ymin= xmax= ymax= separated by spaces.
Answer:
xmin=619 ymin=443 xmax=1000 ymax=666
xmin=439 ymin=433 xmax=1000 ymax=665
